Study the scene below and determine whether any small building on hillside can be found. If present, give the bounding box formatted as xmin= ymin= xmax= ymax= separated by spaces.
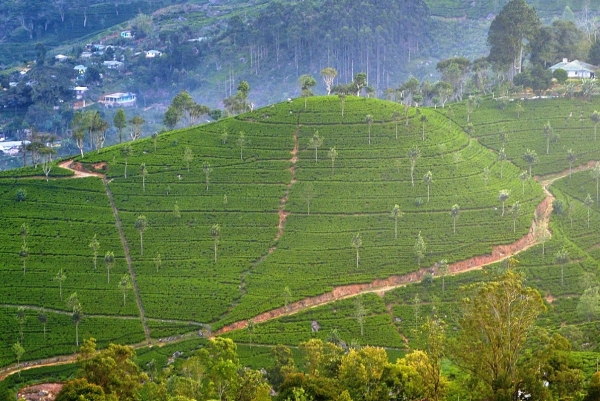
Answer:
xmin=103 ymin=60 xmax=124 ymax=69
xmin=74 ymin=65 xmax=87 ymax=75
xmin=55 ymin=54 xmax=69 ymax=62
xmin=550 ymin=58 xmax=598 ymax=78
xmin=98 ymin=92 xmax=136 ymax=108
xmin=73 ymin=86 xmax=88 ymax=100
xmin=121 ymin=31 xmax=133 ymax=39
xmin=145 ymin=50 xmax=162 ymax=58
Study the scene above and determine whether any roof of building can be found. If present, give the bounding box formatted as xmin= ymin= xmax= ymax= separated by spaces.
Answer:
xmin=101 ymin=92 xmax=135 ymax=99
xmin=550 ymin=59 xmax=598 ymax=72
xmin=74 ymin=65 xmax=86 ymax=70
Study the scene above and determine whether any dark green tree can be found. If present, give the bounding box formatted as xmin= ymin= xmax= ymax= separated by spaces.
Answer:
xmin=113 ymin=109 xmax=126 ymax=143
xmin=487 ymin=0 xmax=540 ymax=78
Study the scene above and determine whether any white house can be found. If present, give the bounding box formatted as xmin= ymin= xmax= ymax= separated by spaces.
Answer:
xmin=98 ymin=92 xmax=136 ymax=107
xmin=145 ymin=50 xmax=162 ymax=58
xmin=73 ymin=86 xmax=88 ymax=99
xmin=550 ymin=58 xmax=597 ymax=78
xmin=55 ymin=54 xmax=69 ymax=62
xmin=74 ymin=65 xmax=87 ymax=75
xmin=80 ymin=51 xmax=93 ymax=59
xmin=121 ymin=31 xmax=133 ymax=39
xmin=103 ymin=60 xmax=124 ymax=69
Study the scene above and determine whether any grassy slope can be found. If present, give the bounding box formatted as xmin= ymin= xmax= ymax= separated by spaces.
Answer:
xmin=2 ymin=95 xmax=600 ymax=368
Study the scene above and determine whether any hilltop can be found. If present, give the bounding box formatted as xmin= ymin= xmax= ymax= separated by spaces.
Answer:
xmin=0 ymin=93 xmax=598 ymax=369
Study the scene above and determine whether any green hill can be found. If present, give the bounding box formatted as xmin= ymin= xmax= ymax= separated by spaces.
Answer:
xmin=2 ymin=95 xmax=600 ymax=369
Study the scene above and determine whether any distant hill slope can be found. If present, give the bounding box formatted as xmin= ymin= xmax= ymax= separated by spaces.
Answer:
xmin=0 ymin=95 xmax=554 ymax=366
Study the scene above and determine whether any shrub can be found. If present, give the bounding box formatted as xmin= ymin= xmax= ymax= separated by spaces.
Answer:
xmin=553 ymin=199 xmax=565 ymax=215
xmin=553 ymin=68 xmax=568 ymax=84
xmin=16 ymin=189 xmax=26 ymax=202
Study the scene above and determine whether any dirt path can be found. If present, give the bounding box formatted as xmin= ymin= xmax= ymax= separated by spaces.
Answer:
xmin=214 ymin=161 xmax=600 ymax=335
xmin=54 ymin=160 xmax=151 ymax=344
xmin=57 ymin=160 xmax=104 ymax=178
xmin=4 ymin=159 xmax=597 ymax=380
xmin=102 ymin=177 xmax=151 ymax=344
xmin=235 ymin=128 xmax=299 ymax=301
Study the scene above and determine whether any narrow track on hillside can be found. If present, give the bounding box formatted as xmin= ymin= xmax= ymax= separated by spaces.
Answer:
xmin=102 ymin=177 xmax=150 ymax=344
xmin=214 ymin=161 xmax=600 ymax=335
xmin=232 ymin=127 xmax=299 ymax=305
xmin=4 ymin=159 xmax=598 ymax=381
xmin=0 ymin=304 xmax=205 ymax=326
xmin=54 ymin=160 xmax=151 ymax=344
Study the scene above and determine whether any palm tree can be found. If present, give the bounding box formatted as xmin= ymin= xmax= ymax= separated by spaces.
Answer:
xmin=366 ymin=115 xmax=373 ymax=144
xmin=451 ymin=204 xmax=460 ymax=235
xmin=519 ymin=171 xmax=528 ymax=194
xmin=534 ymin=223 xmax=551 ymax=259
xmin=304 ymin=183 xmax=315 ymax=215
xmin=104 ymin=251 xmax=114 ymax=283
xmin=12 ymin=342 xmax=24 ymax=370
xmin=72 ymin=308 xmax=82 ymax=347
xmin=515 ymin=101 xmax=524 ymax=119
xmin=510 ymin=201 xmax=521 ymax=233
xmin=328 ymin=147 xmax=338 ymax=175
xmin=19 ymin=244 xmax=28 ymax=276
xmin=566 ymin=149 xmax=577 ymax=178
xmin=155 ymin=253 xmax=162 ymax=273
xmin=140 ymin=163 xmax=148 ymax=192
xmin=414 ymin=231 xmax=426 ymax=267
xmin=420 ymin=115 xmax=428 ymax=141
xmin=483 ymin=166 xmax=490 ymax=186
xmin=54 ymin=268 xmax=66 ymax=301
xmin=584 ymin=194 xmax=594 ymax=228
xmin=120 ymin=145 xmax=132 ymax=178
xmin=523 ymin=149 xmax=538 ymax=177
xmin=392 ymin=111 xmax=401 ymax=139
xmin=89 ymin=234 xmax=99 ymax=269
xmin=542 ymin=121 xmax=553 ymax=154
xmin=407 ymin=146 xmax=420 ymax=186
xmin=351 ymin=233 xmax=362 ymax=268
xmin=203 ymin=161 xmax=212 ymax=191
xmin=354 ymin=296 xmax=366 ymax=337
xmin=38 ymin=313 xmax=47 ymax=339
xmin=211 ymin=224 xmax=221 ymax=263
xmin=591 ymin=162 xmax=600 ymax=204
xmin=423 ymin=171 xmax=433 ymax=202
xmin=498 ymin=147 xmax=507 ymax=179
xmin=391 ymin=205 xmax=403 ymax=239
xmin=283 ymin=286 xmax=292 ymax=311
xmin=183 ymin=147 xmax=193 ymax=172
xmin=498 ymin=190 xmax=511 ymax=216
xmin=129 ymin=115 xmax=145 ymax=141
xmin=555 ymin=248 xmax=570 ymax=287
xmin=339 ymin=94 xmax=346 ymax=117
xmin=308 ymin=131 xmax=323 ymax=162
xmin=591 ymin=110 xmax=600 ymax=141
xmin=438 ymin=259 xmax=449 ymax=293
xmin=67 ymin=292 xmax=82 ymax=346
xmin=20 ymin=223 xmax=28 ymax=247
xmin=119 ymin=274 xmax=133 ymax=306
xmin=135 ymin=215 xmax=148 ymax=255
xmin=16 ymin=307 xmax=26 ymax=343
xmin=238 ymin=131 xmax=247 ymax=161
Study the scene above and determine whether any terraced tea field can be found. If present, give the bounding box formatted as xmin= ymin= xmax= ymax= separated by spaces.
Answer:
xmin=3 ymin=95 xmax=600 ymax=370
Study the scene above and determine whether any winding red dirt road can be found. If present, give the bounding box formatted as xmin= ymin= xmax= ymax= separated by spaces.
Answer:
xmin=214 ymin=161 xmax=599 ymax=335
xmin=3 ymin=158 xmax=597 ymax=381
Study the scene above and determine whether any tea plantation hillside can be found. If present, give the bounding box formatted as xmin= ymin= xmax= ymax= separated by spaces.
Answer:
xmin=226 ymin=96 xmax=600 ymax=360
xmin=4 ymin=95 xmax=600 ymax=369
